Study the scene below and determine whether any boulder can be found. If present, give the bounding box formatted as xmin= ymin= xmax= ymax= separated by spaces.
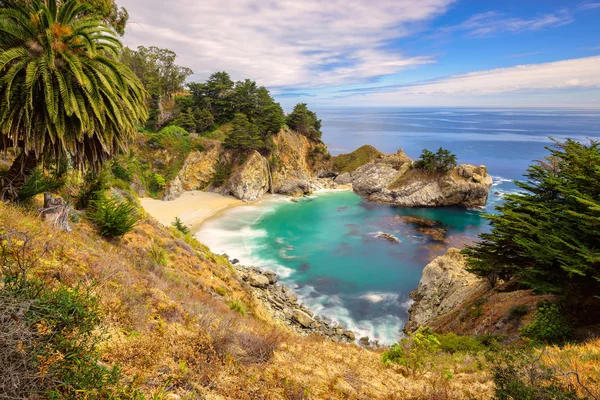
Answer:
xmin=246 ymin=272 xmax=270 ymax=288
xmin=292 ymin=309 xmax=314 ymax=328
xmin=263 ymin=270 xmax=278 ymax=285
xmin=223 ymin=151 xmax=270 ymax=202
xmin=342 ymin=330 xmax=356 ymax=341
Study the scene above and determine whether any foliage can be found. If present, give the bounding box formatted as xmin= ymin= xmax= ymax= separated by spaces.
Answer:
xmin=17 ymin=168 xmax=64 ymax=201
xmin=188 ymin=72 xmax=236 ymax=124
xmin=286 ymin=103 xmax=322 ymax=141
xmin=491 ymin=349 xmax=583 ymax=400
xmin=223 ymin=114 xmax=263 ymax=151
xmin=147 ymin=239 xmax=168 ymax=267
xmin=80 ymin=0 xmax=129 ymax=35
xmin=413 ymin=147 xmax=458 ymax=173
xmin=147 ymin=173 xmax=166 ymax=195
xmin=520 ymin=302 xmax=571 ymax=345
xmin=332 ymin=145 xmax=381 ymax=173
xmin=0 ymin=232 xmax=134 ymax=398
xmin=228 ymin=299 xmax=247 ymax=316
xmin=76 ymin=172 xmax=108 ymax=210
xmin=110 ymin=161 xmax=133 ymax=183
xmin=88 ymin=194 xmax=139 ymax=237
xmin=0 ymin=0 xmax=147 ymax=201
xmin=381 ymin=327 xmax=441 ymax=376
xmin=211 ymin=161 xmax=232 ymax=186
xmin=172 ymin=217 xmax=190 ymax=235
xmin=121 ymin=46 xmax=192 ymax=98
xmin=158 ymin=125 xmax=189 ymax=137
xmin=434 ymin=332 xmax=485 ymax=354
xmin=463 ymin=139 xmax=600 ymax=296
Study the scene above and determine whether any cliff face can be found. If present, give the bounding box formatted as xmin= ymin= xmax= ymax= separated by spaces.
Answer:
xmin=165 ymin=128 xmax=331 ymax=202
xmin=404 ymin=248 xmax=488 ymax=333
xmin=334 ymin=149 xmax=493 ymax=208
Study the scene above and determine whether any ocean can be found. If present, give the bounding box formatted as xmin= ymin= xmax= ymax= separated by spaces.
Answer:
xmin=196 ymin=108 xmax=600 ymax=345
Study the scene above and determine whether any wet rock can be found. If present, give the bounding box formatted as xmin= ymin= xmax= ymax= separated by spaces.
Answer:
xmin=359 ymin=337 xmax=370 ymax=347
xmin=231 ymin=258 xmax=239 ymax=265
xmin=342 ymin=330 xmax=356 ymax=341
xmin=264 ymin=270 xmax=278 ymax=284
xmin=376 ymin=232 xmax=401 ymax=243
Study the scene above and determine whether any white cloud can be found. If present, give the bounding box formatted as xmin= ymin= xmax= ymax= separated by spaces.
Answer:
xmin=578 ymin=2 xmax=600 ymax=10
xmin=338 ymin=56 xmax=600 ymax=106
xmin=119 ymin=0 xmax=453 ymax=88
xmin=442 ymin=10 xmax=574 ymax=38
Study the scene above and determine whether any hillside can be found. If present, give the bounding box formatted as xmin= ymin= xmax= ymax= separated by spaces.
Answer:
xmin=2 ymin=199 xmax=599 ymax=399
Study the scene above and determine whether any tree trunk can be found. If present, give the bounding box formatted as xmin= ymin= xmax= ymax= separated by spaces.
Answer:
xmin=0 ymin=150 xmax=39 ymax=202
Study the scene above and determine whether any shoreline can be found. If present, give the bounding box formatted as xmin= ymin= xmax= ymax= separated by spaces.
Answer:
xmin=139 ymin=191 xmax=247 ymax=232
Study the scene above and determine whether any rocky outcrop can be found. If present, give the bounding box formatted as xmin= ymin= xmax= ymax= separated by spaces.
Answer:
xmin=404 ymin=248 xmax=488 ymax=333
xmin=235 ymin=265 xmax=359 ymax=343
xmin=221 ymin=151 xmax=270 ymax=202
xmin=335 ymin=149 xmax=493 ymax=208
xmin=164 ymin=143 xmax=221 ymax=200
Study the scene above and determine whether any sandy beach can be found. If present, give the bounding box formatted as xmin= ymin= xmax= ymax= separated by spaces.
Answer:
xmin=139 ymin=191 xmax=245 ymax=232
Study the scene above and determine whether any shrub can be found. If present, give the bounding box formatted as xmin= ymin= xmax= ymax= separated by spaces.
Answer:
xmin=147 ymin=173 xmax=167 ymax=194
xmin=413 ymin=147 xmax=457 ymax=173
xmin=172 ymin=217 xmax=190 ymax=235
xmin=88 ymin=195 xmax=140 ymax=237
xmin=434 ymin=333 xmax=485 ymax=354
xmin=286 ymin=103 xmax=322 ymax=141
xmin=520 ymin=302 xmax=571 ymax=345
xmin=332 ymin=145 xmax=381 ymax=173
xmin=491 ymin=349 xmax=582 ymax=400
xmin=17 ymin=168 xmax=64 ymax=201
xmin=0 ymin=232 xmax=135 ymax=398
xmin=381 ymin=327 xmax=441 ymax=376
xmin=211 ymin=161 xmax=232 ymax=186
xmin=158 ymin=125 xmax=189 ymax=137
xmin=110 ymin=161 xmax=132 ymax=182
xmin=75 ymin=172 xmax=108 ymax=210
xmin=228 ymin=299 xmax=247 ymax=316
xmin=148 ymin=239 xmax=168 ymax=266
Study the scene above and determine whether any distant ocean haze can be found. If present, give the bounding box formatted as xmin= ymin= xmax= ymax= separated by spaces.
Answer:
xmin=196 ymin=108 xmax=600 ymax=344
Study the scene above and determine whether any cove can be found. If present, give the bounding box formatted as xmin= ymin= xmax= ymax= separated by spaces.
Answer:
xmin=197 ymin=189 xmax=492 ymax=344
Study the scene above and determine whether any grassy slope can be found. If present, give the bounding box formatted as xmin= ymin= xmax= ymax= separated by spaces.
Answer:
xmin=1 ymin=199 xmax=598 ymax=399
xmin=332 ymin=145 xmax=382 ymax=173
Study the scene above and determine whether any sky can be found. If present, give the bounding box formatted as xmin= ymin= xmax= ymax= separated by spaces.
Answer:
xmin=119 ymin=0 xmax=600 ymax=109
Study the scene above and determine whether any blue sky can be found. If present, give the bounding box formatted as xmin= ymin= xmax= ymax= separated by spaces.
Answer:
xmin=120 ymin=0 xmax=600 ymax=108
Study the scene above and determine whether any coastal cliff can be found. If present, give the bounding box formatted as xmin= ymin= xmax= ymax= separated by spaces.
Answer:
xmin=165 ymin=137 xmax=493 ymax=208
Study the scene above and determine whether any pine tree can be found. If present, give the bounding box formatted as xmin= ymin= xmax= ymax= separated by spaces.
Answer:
xmin=223 ymin=114 xmax=263 ymax=151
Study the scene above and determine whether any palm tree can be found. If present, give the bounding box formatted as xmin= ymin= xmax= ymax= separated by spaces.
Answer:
xmin=0 ymin=0 xmax=147 ymax=201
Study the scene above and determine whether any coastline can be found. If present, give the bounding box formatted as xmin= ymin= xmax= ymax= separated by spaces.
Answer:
xmin=139 ymin=191 xmax=246 ymax=232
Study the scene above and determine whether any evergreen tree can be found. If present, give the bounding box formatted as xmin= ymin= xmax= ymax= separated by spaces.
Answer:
xmin=413 ymin=148 xmax=457 ymax=173
xmin=188 ymin=72 xmax=235 ymax=124
xmin=223 ymin=114 xmax=263 ymax=151
xmin=287 ymin=103 xmax=322 ymax=141
xmin=463 ymin=139 xmax=600 ymax=296
xmin=194 ymin=108 xmax=215 ymax=133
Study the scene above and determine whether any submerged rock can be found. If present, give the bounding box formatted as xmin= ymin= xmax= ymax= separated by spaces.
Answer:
xmin=375 ymin=232 xmax=401 ymax=243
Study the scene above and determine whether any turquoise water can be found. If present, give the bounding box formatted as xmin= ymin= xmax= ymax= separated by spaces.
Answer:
xmin=197 ymin=190 xmax=490 ymax=344
xmin=196 ymin=108 xmax=600 ymax=344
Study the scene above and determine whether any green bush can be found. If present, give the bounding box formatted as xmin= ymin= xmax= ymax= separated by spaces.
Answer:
xmin=88 ymin=195 xmax=140 ymax=237
xmin=381 ymin=327 xmax=441 ymax=376
xmin=0 ymin=234 xmax=137 ymax=398
xmin=75 ymin=172 xmax=108 ymax=210
xmin=17 ymin=168 xmax=64 ymax=201
xmin=172 ymin=217 xmax=190 ymax=235
xmin=413 ymin=147 xmax=457 ymax=173
xmin=211 ymin=161 xmax=232 ymax=186
xmin=520 ymin=302 xmax=571 ymax=345
xmin=491 ymin=349 xmax=582 ymax=400
xmin=110 ymin=161 xmax=132 ymax=182
xmin=434 ymin=332 xmax=485 ymax=354
xmin=228 ymin=299 xmax=247 ymax=315
xmin=147 ymin=173 xmax=167 ymax=195
xmin=158 ymin=125 xmax=189 ymax=137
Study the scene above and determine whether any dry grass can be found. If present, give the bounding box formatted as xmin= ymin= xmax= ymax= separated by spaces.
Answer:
xmin=1 ymin=200 xmax=597 ymax=399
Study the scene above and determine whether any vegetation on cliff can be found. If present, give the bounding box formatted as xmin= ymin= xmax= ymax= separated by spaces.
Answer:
xmin=332 ymin=145 xmax=382 ymax=173
xmin=463 ymin=139 xmax=600 ymax=302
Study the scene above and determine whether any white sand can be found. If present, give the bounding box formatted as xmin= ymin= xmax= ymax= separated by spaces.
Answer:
xmin=139 ymin=191 xmax=244 ymax=232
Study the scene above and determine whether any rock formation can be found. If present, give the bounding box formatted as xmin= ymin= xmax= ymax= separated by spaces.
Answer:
xmin=220 ymin=151 xmax=270 ymax=201
xmin=404 ymin=248 xmax=488 ymax=333
xmin=334 ymin=149 xmax=493 ymax=208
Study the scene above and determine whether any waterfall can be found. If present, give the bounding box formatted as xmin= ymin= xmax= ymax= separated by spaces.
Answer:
xmin=267 ymin=159 xmax=274 ymax=194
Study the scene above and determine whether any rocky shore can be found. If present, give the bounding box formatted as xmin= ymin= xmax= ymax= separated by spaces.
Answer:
xmin=234 ymin=264 xmax=376 ymax=347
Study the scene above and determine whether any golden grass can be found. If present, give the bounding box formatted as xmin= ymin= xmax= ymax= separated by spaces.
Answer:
xmin=1 ymin=201 xmax=598 ymax=399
